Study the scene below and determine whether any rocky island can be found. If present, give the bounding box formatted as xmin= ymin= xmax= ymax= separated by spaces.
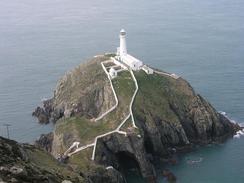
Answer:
xmin=1 ymin=30 xmax=240 ymax=183
xmin=31 ymin=52 xmax=239 ymax=183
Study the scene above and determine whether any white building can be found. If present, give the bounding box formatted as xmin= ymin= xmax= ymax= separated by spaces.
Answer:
xmin=120 ymin=54 xmax=143 ymax=71
xmin=109 ymin=67 xmax=117 ymax=79
xmin=142 ymin=65 xmax=153 ymax=74
xmin=119 ymin=29 xmax=127 ymax=56
xmin=117 ymin=29 xmax=143 ymax=71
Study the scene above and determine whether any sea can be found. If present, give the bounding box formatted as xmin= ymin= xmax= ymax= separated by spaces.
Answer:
xmin=0 ymin=0 xmax=243 ymax=182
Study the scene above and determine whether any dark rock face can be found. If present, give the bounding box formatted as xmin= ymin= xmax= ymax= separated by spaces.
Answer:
xmin=183 ymin=94 xmax=235 ymax=142
xmin=91 ymin=72 xmax=240 ymax=181
xmin=32 ymin=106 xmax=50 ymax=124
xmin=33 ymin=57 xmax=116 ymax=124
xmin=133 ymin=73 xmax=239 ymax=160
xmin=0 ymin=137 xmax=62 ymax=183
xmin=0 ymin=137 xmax=29 ymax=164
xmin=87 ymin=167 xmax=125 ymax=183
xmin=162 ymin=169 xmax=177 ymax=183
xmin=33 ymin=57 xmax=240 ymax=182
xmin=0 ymin=136 xmax=125 ymax=183
xmin=95 ymin=133 xmax=156 ymax=181
xmin=35 ymin=132 xmax=54 ymax=153
xmin=32 ymin=98 xmax=64 ymax=124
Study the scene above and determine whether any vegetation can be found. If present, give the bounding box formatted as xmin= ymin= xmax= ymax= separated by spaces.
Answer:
xmin=25 ymin=146 xmax=84 ymax=182
xmin=133 ymin=71 xmax=193 ymax=125
xmin=53 ymin=66 xmax=195 ymax=161
xmin=55 ymin=70 xmax=135 ymax=146
xmin=120 ymin=117 xmax=133 ymax=131
xmin=52 ymin=60 xmax=198 ymax=174
xmin=104 ymin=53 xmax=116 ymax=57
xmin=53 ymin=56 xmax=108 ymax=107
xmin=68 ymin=147 xmax=94 ymax=172
xmin=54 ymin=68 xmax=194 ymax=151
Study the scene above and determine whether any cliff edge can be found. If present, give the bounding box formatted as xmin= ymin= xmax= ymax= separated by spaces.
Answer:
xmin=33 ymin=55 xmax=239 ymax=182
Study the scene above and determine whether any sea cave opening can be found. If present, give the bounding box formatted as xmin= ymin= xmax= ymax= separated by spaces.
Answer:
xmin=116 ymin=151 xmax=146 ymax=183
xmin=144 ymin=137 xmax=154 ymax=155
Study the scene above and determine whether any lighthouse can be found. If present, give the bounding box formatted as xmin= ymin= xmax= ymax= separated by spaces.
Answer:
xmin=119 ymin=29 xmax=127 ymax=56
xmin=116 ymin=29 xmax=143 ymax=71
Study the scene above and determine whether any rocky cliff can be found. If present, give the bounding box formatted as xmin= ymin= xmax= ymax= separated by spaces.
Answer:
xmin=33 ymin=55 xmax=239 ymax=182
xmin=0 ymin=136 xmax=83 ymax=183
xmin=0 ymin=136 xmax=124 ymax=183
xmin=33 ymin=56 xmax=116 ymax=124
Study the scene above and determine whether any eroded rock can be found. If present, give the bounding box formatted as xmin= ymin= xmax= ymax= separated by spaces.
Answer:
xmin=32 ymin=56 xmax=239 ymax=182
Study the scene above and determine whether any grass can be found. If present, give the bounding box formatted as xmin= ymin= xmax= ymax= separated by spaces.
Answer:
xmin=133 ymin=71 xmax=193 ymax=125
xmin=120 ymin=116 xmax=141 ymax=135
xmin=120 ymin=116 xmax=133 ymax=131
xmin=52 ymin=66 xmax=196 ymax=173
xmin=56 ymin=117 xmax=112 ymax=145
xmin=68 ymin=146 xmax=117 ymax=176
xmin=68 ymin=147 xmax=94 ymax=172
xmin=55 ymin=68 xmax=194 ymax=154
xmin=53 ymin=56 xmax=108 ymax=107
xmin=26 ymin=147 xmax=84 ymax=182
xmin=55 ymin=70 xmax=136 ymax=146
xmin=104 ymin=53 xmax=116 ymax=57
xmin=53 ymin=70 xmax=137 ymax=173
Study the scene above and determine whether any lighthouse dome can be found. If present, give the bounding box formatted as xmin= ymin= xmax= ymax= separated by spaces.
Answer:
xmin=120 ymin=29 xmax=126 ymax=35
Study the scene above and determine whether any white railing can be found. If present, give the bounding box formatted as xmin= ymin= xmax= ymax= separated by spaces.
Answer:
xmin=91 ymin=129 xmax=127 ymax=160
xmin=63 ymin=59 xmax=140 ymax=161
xmin=129 ymin=69 xmax=138 ymax=128
xmin=153 ymin=70 xmax=179 ymax=79
xmin=94 ymin=62 xmax=119 ymax=121
xmin=68 ymin=143 xmax=95 ymax=157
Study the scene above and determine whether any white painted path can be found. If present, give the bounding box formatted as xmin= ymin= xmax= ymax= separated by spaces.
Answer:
xmin=63 ymin=59 xmax=138 ymax=161
xmin=94 ymin=61 xmax=119 ymax=121
xmin=62 ymin=60 xmax=181 ymax=161
xmin=68 ymin=143 xmax=95 ymax=157
xmin=63 ymin=142 xmax=80 ymax=156
xmin=91 ymin=129 xmax=127 ymax=160
xmin=129 ymin=69 xmax=139 ymax=128
xmin=153 ymin=70 xmax=180 ymax=79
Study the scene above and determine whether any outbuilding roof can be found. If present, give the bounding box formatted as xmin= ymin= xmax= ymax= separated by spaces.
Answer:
xmin=122 ymin=54 xmax=143 ymax=66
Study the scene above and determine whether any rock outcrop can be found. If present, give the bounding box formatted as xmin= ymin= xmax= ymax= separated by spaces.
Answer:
xmin=35 ymin=132 xmax=53 ymax=152
xmin=95 ymin=133 xmax=155 ymax=179
xmin=0 ymin=136 xmax=125 ymax=183
xmin=132 ymin=72 xmax=239 ymax=159
xmin=33 ymin=55 xmax=240 ymax=182
xmin=33 ymin=56 xmax=116 ymax=123
xmin=0 ymin=136 xmax=82 ymax=183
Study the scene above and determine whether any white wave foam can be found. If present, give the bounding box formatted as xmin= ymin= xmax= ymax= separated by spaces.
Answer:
xmin=234 ymin=133 xmax=241 ymax=138
xmin=234 ymin=130 xmax=244 ymax=139
xmin=219 ymin=111 xmax=244 ymax=139
xmin=231 ymin=119 xmax=238 ymax=124
xmin=237 ymin=130 xmax=244 ymax=135
xmin=219 ymin=111 xmax=240 ymax=124
xmin=239 ymin=123 xmax=244 ymax=128
xmin=219 ymin=111 xmax=227 ymax=116
xmin=186 ymin=157 xmax=203 ymax=165
xmin=41 ymin=97 xmax=48 ymax=102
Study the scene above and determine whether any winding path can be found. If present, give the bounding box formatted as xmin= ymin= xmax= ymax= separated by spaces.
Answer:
xmin=94 ymin=61 xmax=119 ymax=121
xmin=63 ymin=60 xmax=180 ymax=160
xmin=129 ymin=69 xmax=139 ymax=128
xmin=153 ymin=70 xmax=179 ymax=79
xmin=64 ymin=59 xmax=138 ymax=160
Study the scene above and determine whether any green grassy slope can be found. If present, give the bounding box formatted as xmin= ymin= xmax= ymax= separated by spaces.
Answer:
xmin=54 ymin=70 xmax=135 ymax=147
xmin=133 ymin=71 xmax=194 ymax=126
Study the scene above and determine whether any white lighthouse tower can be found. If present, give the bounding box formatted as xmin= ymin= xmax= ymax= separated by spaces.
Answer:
xmin=116 ymin=29 xmax=144 ymax=71
xmin=119 ymin=29 xmax=127 ymax=56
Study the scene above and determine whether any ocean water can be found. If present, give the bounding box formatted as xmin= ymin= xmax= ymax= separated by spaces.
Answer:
xmin=0 ymin=0 xmax=243 ymax=182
